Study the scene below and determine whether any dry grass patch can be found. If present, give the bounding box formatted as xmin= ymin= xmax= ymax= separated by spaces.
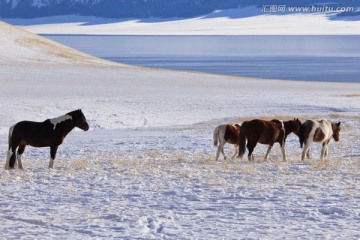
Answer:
xmin=194 ymin=153 xmax=215 ymax=166
xmin=310 ymin=158 xmax=331 ymax=171
xmin=345 ymin=93 xmax=360 ymax=97
xmin=309 ymin=157 xmax=343 ymax=172
xmin=247 ymin=114 xmax=302 ymax=121
xmin=73 ymin=159 xmax=91 ymax=170
xmin=272 ymin=158 xmax=284 ymax=169
xmin=328 ymin=113 xmax=348 ymax=119
xmin=22 ymin=37 xmax=89 ymax=61
xmin=18 ymin=36 xmax=118 ymax=67
xmin=172 ymin=152 xmax=188 ymax=163
xmin=147 ymin=150 xmax=164 ymax=160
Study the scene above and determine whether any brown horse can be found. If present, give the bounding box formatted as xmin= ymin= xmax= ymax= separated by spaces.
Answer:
xmin=213 ymin=124 xmax=241 ymax=160
xmin=5 ymin=109 xmax=89 ymax=169
xmin=238 ymin=118 xmax=302 ymax=161
xmin=299 ymin=119 xmax=341 ymax=161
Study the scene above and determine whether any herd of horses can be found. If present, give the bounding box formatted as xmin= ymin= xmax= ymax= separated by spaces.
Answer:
xmin=213 ymin=118 xmax=341 ymax=162
xmin=3 ymin=110 xmax=341 ymax=170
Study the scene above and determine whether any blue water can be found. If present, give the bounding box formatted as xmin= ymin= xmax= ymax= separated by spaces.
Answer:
xmin=44 ymin=35 xmax=360 ymax=82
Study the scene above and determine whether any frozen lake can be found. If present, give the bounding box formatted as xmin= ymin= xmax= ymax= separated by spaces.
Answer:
xmin=44 ymin=35 xmax=360 ymax=82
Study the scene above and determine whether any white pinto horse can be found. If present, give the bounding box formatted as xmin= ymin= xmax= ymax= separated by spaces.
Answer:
xmin=299 ymin=119 xmax=341 ymax=161
xmin=213 ymin=124 xmax=241 ymax=161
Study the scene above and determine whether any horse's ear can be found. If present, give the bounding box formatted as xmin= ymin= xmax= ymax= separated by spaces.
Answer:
xmin=337 ymin=122 xmax=341 ymax=126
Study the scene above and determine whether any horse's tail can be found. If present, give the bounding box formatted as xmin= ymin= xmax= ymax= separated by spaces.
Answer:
xmin=238 ymin=121 xmax=248 ymax=157
xmin=5 ymin=125 xmax=15 ymax=169
xmin=299 ymin=124 xmax=306 ymax=148
xmin=8 ymin=125 xmax=14 ymax=150
xmin=213 ymin=126 xmax=220 ymax=146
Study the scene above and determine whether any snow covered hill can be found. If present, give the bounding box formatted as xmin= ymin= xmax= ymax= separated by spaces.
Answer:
xmin=0 ymin=0 xmax=359 ymax=18
xmin=1 ymin=0 xmax=359 ymax=35
xmin=0 ymin=21 xmax=126 ymax=67
xmin=0 ymin=22 xmax=359 ymax=239
xmin=3 ymin=5 xmax=360 ymax=35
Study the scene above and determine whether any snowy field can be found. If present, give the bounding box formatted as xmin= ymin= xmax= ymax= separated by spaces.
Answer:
xmin=3 ymin=7 xmax=360 ymax=35
xmin=1 ymin=21 xmax=360 ymax=239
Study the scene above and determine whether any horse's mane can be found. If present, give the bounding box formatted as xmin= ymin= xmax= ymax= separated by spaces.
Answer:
xmin=66 ymin=109 xmax=82 ymax=116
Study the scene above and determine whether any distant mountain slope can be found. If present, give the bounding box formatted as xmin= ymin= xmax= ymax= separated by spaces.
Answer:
xmin=0 ymin=21 xmax=126 ymax=67
xmin=0 ymin=0 xmax=359 ymax=19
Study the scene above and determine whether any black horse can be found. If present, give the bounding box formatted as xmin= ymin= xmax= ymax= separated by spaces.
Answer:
xmin=5 ymin=109 xmax=89 ymax=169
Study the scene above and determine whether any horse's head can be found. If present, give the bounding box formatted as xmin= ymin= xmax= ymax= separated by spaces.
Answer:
xmin=68 ymin=109 xmax=89 ymax=131
xmin=332 ymin=122 xmax=341 ymax=142
xmin=292 ymin=118 xmax=302 ymax=136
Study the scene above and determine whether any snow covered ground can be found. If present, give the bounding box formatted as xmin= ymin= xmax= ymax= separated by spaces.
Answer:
xmin=0 ymin=21 xmax=360 ymax=239
xmin=3 ymin=7 xmax=360 ymax=35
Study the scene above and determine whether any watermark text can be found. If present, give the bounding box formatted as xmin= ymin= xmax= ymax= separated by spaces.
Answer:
xmin=262 ymin=5 xmax=356 ymax=13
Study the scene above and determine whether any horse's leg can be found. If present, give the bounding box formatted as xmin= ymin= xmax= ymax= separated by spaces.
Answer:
xmin=17 ymin=144 xmax=26 ymax=170
xmin=247 ymin=140 xmax=257 ymax=161
xmin=231 ymin=145 xmax=238 ymax=159
xmin=49 ymin=145 xmax=58 ymax=169
xmin=216 ymin=140 xmax=225 ymax=161
xmin=215 ymin=144 xmax=221 ymax=161
xmin=306 ymin=147 xmax=311 ymax=159
xmin=324 ymin=139 xmax=330 ymax=157
xmin=280 ymin=141 xmax=287 ymax=162
xmin=301 ymin=146 xmax=309 ymax=161
xmin=281 ymin=145 xmax=287 ymax=162
xmin=301 ymin=139 xmax=311 ymax=161
xmin=221 ymin=141 xmax=227 ymax=160
xmin=264 ymin=144 xmax=273 ymax=161
xmin=7 ymin=145 xmax=18 ymax=169
xmin=325 ymin=146 xmax=329 ymax=157
xmin=320 ymin=142 xmax=328 ymax=160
